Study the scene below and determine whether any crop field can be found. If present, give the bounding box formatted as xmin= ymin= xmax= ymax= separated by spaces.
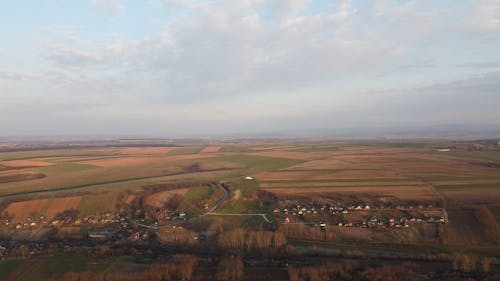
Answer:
xmin=77 ymin=193 xmax=121 ymax=216
xmin=0 ymin=141 xmax=498 ymax=249
xmin=251 ymin=144 xmax=500 ymax=203
xmin=45 ymin=196 xmax=82 ymax=218
xmin=4 ymin=199 xmax=47 ymax=222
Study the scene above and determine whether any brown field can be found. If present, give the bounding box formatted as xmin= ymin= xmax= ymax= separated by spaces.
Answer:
xmin=200 ymin=146 xmax=221 ymax=153
xmin=145 ymin=188 xmax=189 ymax=208
xmin=284 ymin=159 xmax=362 ymax=170
xmin=252 ymin=145 xmax=299 ymax=151
xmin=329 ymin=225 xmax=373 ymax=241
xmin=45 ymin=196 xmax=82 ymax=218
xmin=124 ymin=194 xmax=136 ymax=204
xmin=266 ymin=186 xmax=437 ymax=200
xmin=0 ymin=160 xmax=52 ymax=168
xmin=5 ymin=199 xmax=47 ymax=222
xmin=248 ymin=151 xmax=322 ymax=160
xmin=445 ymin=209 xmax=491 ymax=246
xmin=282 ymin=149 xmax=496 ymax=179
xmin=81 ymin=157 xmax=164 ymax=168
xmin=82 ymin=154 xmax=214 ymax=168
xmin=259 ymin=181 xmax=423 ymax=188
xmin=442 ymin=188 xmax=500 ymax=206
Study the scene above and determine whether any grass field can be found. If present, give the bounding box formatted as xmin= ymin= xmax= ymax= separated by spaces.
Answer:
xmin=212 ymin=154 xmax=303 ymax=173
xmin=1 ymin=254 xmax=115 ymax=281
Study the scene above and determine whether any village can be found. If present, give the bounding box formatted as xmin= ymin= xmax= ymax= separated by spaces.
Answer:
xmin=274 ymin=199 xmax=446 ymax=230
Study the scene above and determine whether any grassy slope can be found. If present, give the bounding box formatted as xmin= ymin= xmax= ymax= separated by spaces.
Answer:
xmin=180 ymin=186 xmax=213 ymax=212
xmin=78 ymin=193 xmax=120 ymax=216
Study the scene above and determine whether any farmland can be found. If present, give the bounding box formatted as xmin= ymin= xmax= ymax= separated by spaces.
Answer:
xmin=0 ymin=140 xmax=499 ymax=280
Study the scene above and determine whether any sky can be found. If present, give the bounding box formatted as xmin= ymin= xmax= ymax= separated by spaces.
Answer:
xmin=0 ymin=0 xmax=499 ymax=137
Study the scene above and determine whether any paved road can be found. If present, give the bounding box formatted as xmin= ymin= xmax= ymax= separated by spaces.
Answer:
xmin=203 ymin=183 xmax=230 ymax=215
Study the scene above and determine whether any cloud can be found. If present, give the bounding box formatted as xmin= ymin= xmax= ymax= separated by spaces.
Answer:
xmin=357 ymin=72 xmax=500 ymax=126
xmin=1 ymin=1 xmax=500 ymax=136
xmin=457 ymin=62 xmax=500 ymax=68
xmin=89 ymin=0 xmax=126 ymax=15
xmin=463 ymin=0 xmax=500 ymax=33
xmin=0 ymin=70 xmax=37 ymax=81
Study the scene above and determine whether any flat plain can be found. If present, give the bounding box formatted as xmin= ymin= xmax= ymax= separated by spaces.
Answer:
xmin=0 ymin=141 xmax=499 ymax=245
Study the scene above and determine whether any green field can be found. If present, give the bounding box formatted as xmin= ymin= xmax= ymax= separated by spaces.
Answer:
xmin=167 ymin=147 xmax=204 ymax=155
xmin=31 ymin=163 xmax=97 ymax=174
xmin=446 ymin=150 xmax=500 ymax=163
xmin=212 ymin=154 xmax=303 ymax=173
xmin=287 ymin=145 xmax=339 ymax=152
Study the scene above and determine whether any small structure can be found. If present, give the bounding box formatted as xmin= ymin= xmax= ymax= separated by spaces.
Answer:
xmin=244 ymin=176 xmax=254 ymax=180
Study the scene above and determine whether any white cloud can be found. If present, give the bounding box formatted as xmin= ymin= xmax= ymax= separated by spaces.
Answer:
xmin=1 ymin=0 xmax=500 ymax=136
xmin=89 ymin=0 xmax=126 ymax=15
xmin=464 ymin=0 xmax=500 ymax=33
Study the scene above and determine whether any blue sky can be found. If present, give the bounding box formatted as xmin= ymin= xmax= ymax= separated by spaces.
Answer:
xmin=1 ymin=0 xmax=499 ymax=137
